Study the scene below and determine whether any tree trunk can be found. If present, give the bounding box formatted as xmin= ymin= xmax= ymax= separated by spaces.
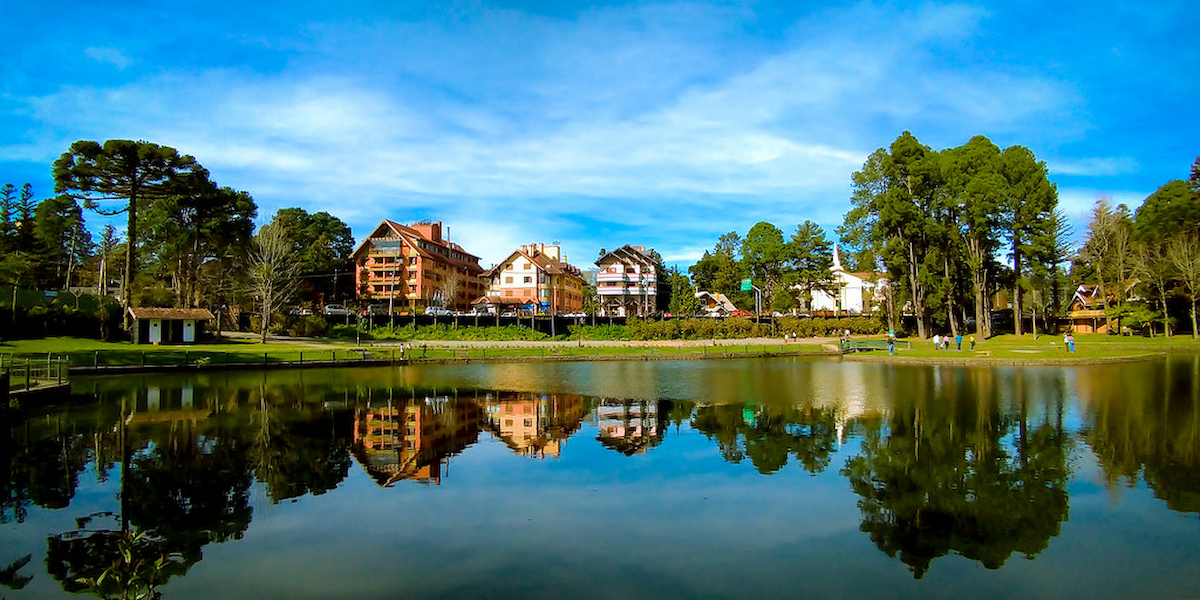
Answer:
xmin=906 ymin=240 xmax=928 ymax=338
xmin=1013 ymin=242 xmax=1024 ymax=336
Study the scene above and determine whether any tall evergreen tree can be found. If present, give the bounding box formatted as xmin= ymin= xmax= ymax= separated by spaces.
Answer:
xmin=54 ymin=140 xmax=201 ymax=313
xmin=1001 ymin=146 xmax=1057 ymax=335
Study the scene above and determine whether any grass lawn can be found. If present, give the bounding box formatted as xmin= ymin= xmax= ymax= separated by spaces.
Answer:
xmin=0 ymin=336 xmax=830 ymax=367
xmin=875 ymin=332 xmax=1200 ymax=360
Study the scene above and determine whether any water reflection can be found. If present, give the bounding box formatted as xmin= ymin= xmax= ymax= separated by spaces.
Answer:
xmin=1077 ymin=354 xmax=1200 ymax=514
xmin=841 ymin=366 xmax=1071 ymax=578
xmin=1 ymin=358 xmax=1198 ymax=597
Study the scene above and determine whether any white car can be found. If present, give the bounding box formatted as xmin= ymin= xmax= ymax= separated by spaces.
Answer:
xmin=424 ymin=306 xmax=454 ymax=316
xmin=323 ymin=304 xmax=353 ymax=316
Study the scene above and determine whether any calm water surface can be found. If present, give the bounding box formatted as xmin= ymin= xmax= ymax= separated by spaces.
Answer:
xmin=3 ymin=356 xmax=1199 ymax=599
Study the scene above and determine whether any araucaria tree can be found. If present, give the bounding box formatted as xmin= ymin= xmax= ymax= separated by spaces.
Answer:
xmin=53 ymin=140 xmax=201 ymax=312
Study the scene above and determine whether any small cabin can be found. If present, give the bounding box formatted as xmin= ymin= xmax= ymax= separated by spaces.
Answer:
xmin=127 ymin=307 xmax=214 ymax=345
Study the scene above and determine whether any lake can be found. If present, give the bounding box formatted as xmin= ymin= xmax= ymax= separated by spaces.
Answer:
xmin=3 ymin=355 xmax=1199 ymax=599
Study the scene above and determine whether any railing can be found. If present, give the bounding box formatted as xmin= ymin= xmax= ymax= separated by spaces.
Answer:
xmin=840 ymin=339 xmax=911 ymax=353
xmin=1 ymin=354 xmax=70 ymax=392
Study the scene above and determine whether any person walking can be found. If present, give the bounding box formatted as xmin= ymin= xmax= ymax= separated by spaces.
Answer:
xmin=887 ymin=331 xmax=896 ymax=355
xmin=969 ymin=335 xmax=975 ymax=351
xmin=1066 ymin=333 xmax=1075 ymax=353
xmin=933 ymin=334 xmax=941 ymax=349
xmin=955 ymin=334 xmax=963 ymax=351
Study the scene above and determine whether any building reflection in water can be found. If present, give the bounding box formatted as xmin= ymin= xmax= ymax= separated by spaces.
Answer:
xmin=351 ymin=392 xmax=481 ymax=486
xmin=482 ymin=392 xmax=585 ymax=459
xmin=595 ymin=399 xmax=666 ymax=456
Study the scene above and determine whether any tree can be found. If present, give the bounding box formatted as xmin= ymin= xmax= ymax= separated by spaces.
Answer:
xmin=268 ymin=208 xmax=354 ymax=304
xmin=53 ymin=140 xmax=201 ymax=314
xmin=877 ymin=132 xmax=942 ymax=338
xmin=0 ymin=183 xmax=15 ymax=253
xmin=666 ymin=266 xmax=698 ymax=316
xmin=741 ymin=222 xmax=789 ymax=312
xmin=248 ymin=222 xmax=300 ymax=342
xmin=689 ymin=231 xmax=746 ymax=307
xmin=790 ymin=220 xmax=833 ymax=312
xmin=942 ymin=136 xmax=1005 ymax=337
xmin=33 ymin=195 xmax=92 ymax=289
xmin=143 ymin=173 xmax=256 ymax=308
xmin=1001 ymin=146 xmax=1058 ymax=336
xmin=1079 ymin=199 xmax=1133 ymax=333
xmin=1167 ymin=232 xmax=1200 ymax=338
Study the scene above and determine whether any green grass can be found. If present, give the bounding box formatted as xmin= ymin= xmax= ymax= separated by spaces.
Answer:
xmin=0 ymin=336 xmax=830 ymax=368
xmin=877 ymin=332 xmax=1200 ymax=360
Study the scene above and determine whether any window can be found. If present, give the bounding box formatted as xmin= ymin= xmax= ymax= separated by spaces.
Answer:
xmin=524 ymin=263 xmax=531 ymax=270
xmin=524 ymin=419 xmax=533 ymax=427
xmin=505 ymin=276 xmax=513 ymax=284
xmin=523 ymin=276 xmax=532 ymax=284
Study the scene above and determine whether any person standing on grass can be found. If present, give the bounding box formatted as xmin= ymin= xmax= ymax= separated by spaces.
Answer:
xmin=1066 ymin=333 xmax=1075 ymax=353
xmin=933 ymin=334 xmax=941 ymax=349
xmin=969 ymin=335 xmax=976 ymax=351
xmin=887 ymin=331 xmax=895 ymax=355
xmin=955 ymin=334 xmax=963 ymax=351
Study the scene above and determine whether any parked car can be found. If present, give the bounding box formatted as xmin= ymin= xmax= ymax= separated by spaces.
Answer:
xmin=562 ymin=311 xmax=587 ymax=317
xmin=323 ymin=304 xmax=353 ymax=317
xmin=288 ymin=306 xmax=314 ymax=316
xmin=424 ymin=306 xmax=454 ymax=316
xmin=361 ymin=304 xmax=390 ymax=317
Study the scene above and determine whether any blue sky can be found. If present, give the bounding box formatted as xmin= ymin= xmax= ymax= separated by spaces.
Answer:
xmin=2 ymin=1 xmax=1197 ymax=268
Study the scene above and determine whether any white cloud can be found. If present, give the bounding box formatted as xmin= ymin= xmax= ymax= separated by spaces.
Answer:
xmin=1047 ymin=157 xmax=1139 ymax=177
xmin=84 ymin=47 xmax=132 ymax=70
xmin=11 ymin=2 xmax=1089 ymax=265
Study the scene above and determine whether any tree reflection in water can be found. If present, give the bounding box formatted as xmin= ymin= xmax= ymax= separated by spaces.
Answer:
xmin=690 ymin=403 xmax=839 ymax=474
xmin=1080 ymin=355 xmax=1200 ymax=515
xmin=840 ymin=367 xmax=1070 ymax=578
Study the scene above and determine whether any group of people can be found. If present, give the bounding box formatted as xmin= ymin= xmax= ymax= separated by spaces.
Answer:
xmin=931 ymin=333 xmax=975 ymax=351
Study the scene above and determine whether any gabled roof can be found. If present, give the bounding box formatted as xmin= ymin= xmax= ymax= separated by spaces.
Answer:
xmin=485 ymin=247 xmax=584 ymax=279
xmin=596 ymin=245 xmax=657 ymax=268
xmin=694 ymin=291 xmax=737 ymax=314
xmin=127 ymin=307 xmax=215 ymax=321
xmin=351 ymin=219 xmax=483 ymax=272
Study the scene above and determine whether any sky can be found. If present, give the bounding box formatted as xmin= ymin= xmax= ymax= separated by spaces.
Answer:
xmin=2 ymin=1 xmax=1197 ymax=269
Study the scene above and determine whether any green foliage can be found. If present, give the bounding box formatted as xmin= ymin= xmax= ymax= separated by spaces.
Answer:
xmin=54 ymin=139 xmax=203 ymax=310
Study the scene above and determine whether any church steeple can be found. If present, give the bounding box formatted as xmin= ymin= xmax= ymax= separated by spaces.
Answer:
xmin=832 ymin=243 xmax=843 ymax=271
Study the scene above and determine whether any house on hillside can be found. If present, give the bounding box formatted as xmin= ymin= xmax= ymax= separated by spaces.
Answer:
xmin=351 ymin=220 xmax=486 ymax=312
xmin=595 ymin=245 xmax=658 ymax=317
xmin=474 ymin=243 xmax=586 ymax=315
xmin=805 ymin=245 xmax=887 ymax=315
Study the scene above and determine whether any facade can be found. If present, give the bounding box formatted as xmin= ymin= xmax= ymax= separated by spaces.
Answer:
xmin=351 ymin=220 xmax=486 ymax=311
xmin=595 ymin=399 xmax=665 ymax=456
xmin=806 ymin=245 xmax=886 ymax=315
xmin=127 ymin=307 xmax=214 ymax=345
xmin=476 ymin=243 xmax=585 ymax=315
xmin=595 ymin=245 xmax=658 ymax=317
xmin=1066 ymin=284 xmax=1112 ymax=333
xmin=351 ymin=398 xmax=481 ymax=486
xmin=482 ymin=392 xmax=586 ymax=459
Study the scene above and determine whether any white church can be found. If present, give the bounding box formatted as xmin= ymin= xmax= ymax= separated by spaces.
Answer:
xmin=804 ymin=245 xmax=888 ymax=315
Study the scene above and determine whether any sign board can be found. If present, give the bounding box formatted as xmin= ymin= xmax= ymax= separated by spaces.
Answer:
xmin=740 ymin=279 xmax=752 ymax=292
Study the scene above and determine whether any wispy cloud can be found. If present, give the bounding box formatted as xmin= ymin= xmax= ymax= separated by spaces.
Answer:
xmin=84 ymin=47 xmax=132 ymax=70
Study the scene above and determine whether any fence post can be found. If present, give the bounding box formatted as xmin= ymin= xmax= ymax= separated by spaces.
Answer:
xmin=300 ymin=351 xmax=303 ymax=364
xmin=26 ymin=358 xmax=31 ymax=390
xmin=140 ymin=352 xmax=145 ymax=367
xmin=94 ymin=351 xmax=99 ymax=367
